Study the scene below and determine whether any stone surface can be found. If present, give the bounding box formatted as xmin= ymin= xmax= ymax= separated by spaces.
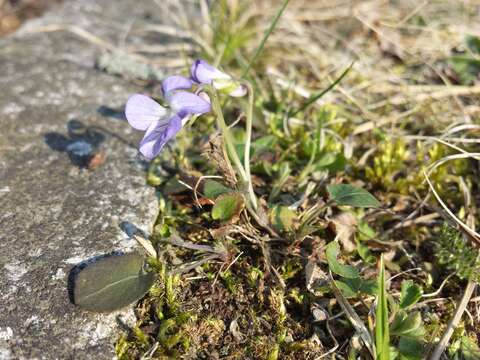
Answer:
xmin=0 ymin=0 xmax=174 ymax=358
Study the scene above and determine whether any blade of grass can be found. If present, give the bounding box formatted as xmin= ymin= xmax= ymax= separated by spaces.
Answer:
xmin=375 ymin=255 xmax=390 ymax=360
xmin=289 ymin=61 xmax=354 ymax=117
xmin=241 ymin=0 xmax=290 ymax=78
xmin=329 ymin=271 xmax=376 ymax=358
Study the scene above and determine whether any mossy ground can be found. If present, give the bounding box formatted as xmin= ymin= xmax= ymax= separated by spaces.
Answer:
xmin=115 ymin=1 xmax=480 ymax=358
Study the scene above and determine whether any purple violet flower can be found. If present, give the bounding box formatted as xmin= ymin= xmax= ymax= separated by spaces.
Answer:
xmin=161 ymin=75 xmax=193 ymax=97
xmin=191 ymin=60 xmax=247 ymax=97
xmin=125 ymin=75 xmax=211 ymax=160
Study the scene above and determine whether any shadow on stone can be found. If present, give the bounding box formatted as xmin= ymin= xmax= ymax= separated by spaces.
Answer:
xmin=44 ymin=119 xmax=105 ymax=168
xmin=67 ymin=251 xmax=126 ymax=305
xmin=119 ymin=221 xmax=148 ymax=239
xmin=89 ymin=107 xmax=140 ymax=151
xmin=97 ymin=105 xmax=126 ymax=121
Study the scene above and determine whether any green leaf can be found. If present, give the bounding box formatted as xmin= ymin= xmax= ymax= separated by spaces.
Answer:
xmin=375 ymin=255 xmax=390 ymax=360
xmin=270 ymin=205 xmax=296 ymax=232
xmin=325 ymin=241 xmax=359 ymax=279
xmin=234 ymin=143 xmax=245 ymax=163
xmin=357 ymin=221 xmax=377 ymax=240
xmin=398 ymin=337 xmax=424 ymax=359
xmin=466 ymin=35 xmax=480 ymax=54
xmin=335 ymin=277 xmax=378 ymax=298
xmin=73 ymin=253 xmax=156 ymax=312
xmin=269 ymin=162 xmax=291 ymax=201
xmin=252 ymin=135 xmax=277 ymax=155
xmin=203 ymin=180 xmax=232 ymax=200
xmin=327 ymin=184 xmax=380 ymax=208
xmin=326 ymin=153 xmax=347 ymax=173
xmin=315 ymin=152 xmax=337 ymax=168
xmin=449 ymin=55 xmax=480 ymax=84
xmin=356 ymin=238 xmax=376 ymax=265
xmin=399 ymin=280 xmax=423 ymax=309
xmin=389 ymin=347 xmax=400 ymax=360
xmin=211 ymin=192 xmax=245 ymax=221
xmin=335 ymin=277 xmax=362 ymax=298
xmin=252 ymin=160 xmax=273 ymax=176
xmin=460 ymin=336 xmax=480 ymax=360
xmin=315 ymin=152 xmax=347 ymax=173
xmin=360 ymin=279 xmax=378 ymax=296
xmin=391 ymin=311 xmax=424 ymax=337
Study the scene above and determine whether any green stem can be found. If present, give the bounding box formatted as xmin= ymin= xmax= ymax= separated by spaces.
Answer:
xmin=242 ymin=81 xmax=257 ymax=210
xmin=210 ymin=88 xmax=247 ymax=182
xmin=210 ymin=86 xmax=259 ymax=214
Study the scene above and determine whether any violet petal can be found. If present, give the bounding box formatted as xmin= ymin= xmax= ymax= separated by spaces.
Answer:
xmin=125 ymin=94 xmax=168 ymax=131
xmin=169 ymin=91 xmax=211 ymax=116
xmin=162 ymin=75 xmax=193 ymax=97
xmin=139 ymin=114 xmax=183 ymax=160
xmin=190 ymin=59 xmax=230 ymax=84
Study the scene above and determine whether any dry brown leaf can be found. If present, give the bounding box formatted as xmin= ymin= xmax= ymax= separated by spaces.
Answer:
xmin=305 ymin=259 xmax=328 ymax=295
xmin=329 ymin=212 xmax=357 ymax=253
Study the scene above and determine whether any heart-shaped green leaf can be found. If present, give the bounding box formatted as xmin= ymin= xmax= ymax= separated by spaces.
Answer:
xmin=399 ymin=280 xmax=423 ymax=309
xmin=211 ymin=192 xmax=245 ymax=222
xmin=391 ymin=311 xmax=424 ymax=337
xmin=326 ymin=241 xmax=359 ymax=279
xmin=335 ymin=277 xmax=362 ymax=298
xmin=335 ymin=277 xmax=378 ymax=298
xmin=73 ymin=253 xmax=156 ymax=312
xmin=327 ymin=184 xmax=380 ymax=208
xmin=203 ymin=180 xmax=232 ymax=200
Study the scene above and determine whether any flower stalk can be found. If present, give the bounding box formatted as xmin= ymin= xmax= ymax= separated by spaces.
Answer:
xmin=242 ymin=80 xmax=257 ymax=210
xmin=209 ymin=86 xmax=258 ymax=211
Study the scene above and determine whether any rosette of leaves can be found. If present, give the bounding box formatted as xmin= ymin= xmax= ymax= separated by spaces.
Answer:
xmin=327 ymin=244 xmax=425 ymax=359
xmin=323 ymin=185 xmax=426 ymax=359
